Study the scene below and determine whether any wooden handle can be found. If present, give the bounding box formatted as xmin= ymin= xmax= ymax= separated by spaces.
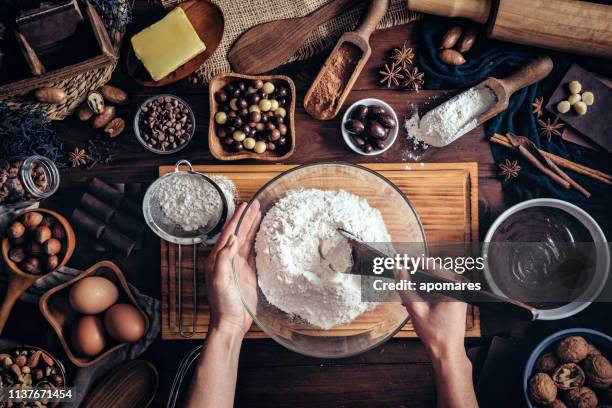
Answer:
xmin=499 ymin=56 xmax=553 ymax=97
xmin=355 ymin=0 xmax=390 ymax=40
xmin=0 ymin=274 xmax=37 ymax=334
xmin=306 ymin=0 xmax=366 ymax=25
xmin=406 ymin=0 xmax=491 ymax=23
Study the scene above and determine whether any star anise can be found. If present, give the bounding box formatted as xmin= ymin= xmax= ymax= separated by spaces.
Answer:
xmin=402 ymin=66 xmax=425 ymax=92
xmin=538 ymin=117 xmax=564 ymax=140
xmin=68 ymin=147 xmax=89 ymax=168
xmin=391 ymin=42 xmax=415 ymax=69
xmin=498 ymin=159 xmax=521 ymax=181
xmin=379 ymin=63 xmax=403 ymax=88
xmin=532 ymin=96 xmax=544 ymax=118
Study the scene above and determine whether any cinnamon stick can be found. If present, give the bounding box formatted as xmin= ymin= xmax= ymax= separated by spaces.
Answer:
xmin=516 ymin=145 xmax=571 ymax=188
xmin=490 ymin=134 xmax=612 ymax=186
xmin=544 ymin=156 xmax=591 ymax=198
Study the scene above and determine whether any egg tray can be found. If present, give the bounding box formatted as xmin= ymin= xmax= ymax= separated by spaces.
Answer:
xmin=39 ymin=260 xmax=149 ymax=368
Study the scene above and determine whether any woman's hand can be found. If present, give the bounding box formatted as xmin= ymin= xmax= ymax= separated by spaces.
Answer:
xmin=204 ymin=201 xmax=261 ymax=338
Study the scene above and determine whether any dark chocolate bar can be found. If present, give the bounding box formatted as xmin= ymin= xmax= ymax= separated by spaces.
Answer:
xmin=100 ymin=226 xmax=136 ymax=257
xmin=71 ymin=208 xmax=105 ymax=239
xmin=88 ymin=177 xmax=124 ymax=206
xmin=80 ymin=192 xmax=115 ymax=223
xmin=109 ymin=211 xmax=145 ymax=239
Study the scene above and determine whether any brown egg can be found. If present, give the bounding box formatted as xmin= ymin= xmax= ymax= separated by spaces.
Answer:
xmin=72 ymin=315 xmax=106 ymax=357
xmin=104 ymin=303 xmax=146 ymax=343
xmin=69 ymin=276 xmax=119 ymax=314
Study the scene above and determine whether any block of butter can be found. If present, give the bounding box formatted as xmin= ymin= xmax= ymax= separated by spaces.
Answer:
xmin=131 ymin=8 xmax=206 ymax=81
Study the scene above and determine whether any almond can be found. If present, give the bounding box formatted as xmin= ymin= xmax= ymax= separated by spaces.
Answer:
xmin=41 ymin=352 xmax=55 ymax=367
xmin=92 ymin=106 xmax=116 ymax=129
xmin=100 ymin=85 xmax=129 ymax=105
xmin=34 ymin=87 xmax=67 ymax=105
xmin=457 ymin=26 xmax=478 ymax=52
xmin=76 ymin=103 xmax=94 ymax=121
xmin=438 ymin=49 xmax=466 ymax=65
xmin=440 ymin=26 xmax=462 ymax=49
xmin=104 ymin=117 xmax=126 ymax=138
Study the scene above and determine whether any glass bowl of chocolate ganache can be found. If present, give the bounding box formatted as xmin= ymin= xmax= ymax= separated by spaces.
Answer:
xmin=482 ymin=198 xmax=609 ymax=320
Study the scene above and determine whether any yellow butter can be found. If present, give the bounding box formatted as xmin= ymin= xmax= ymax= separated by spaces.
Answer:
xmin=131 ymin=8 xmax=206 ymax=81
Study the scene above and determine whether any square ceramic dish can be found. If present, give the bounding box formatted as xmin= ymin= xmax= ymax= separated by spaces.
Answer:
xmin=39 ymin=260 xmax=149 ymax=367
xmin=208 ymin=73 xmax=296 ymax=161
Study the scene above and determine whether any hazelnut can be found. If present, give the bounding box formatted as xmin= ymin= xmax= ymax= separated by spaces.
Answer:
xmin=21 ymin=257 xmax=41 ymax=274
xmin=7 ymin=221 xmax=26 ymax=240
xmin=45 ymin=255 xmax=59 ymax=271
xmin=566 ymin=386 xmax=598 ymax=408
xmin=22 ymin=212 xmax=43 ymax=230
xmin=557 ymin=336 xmax=589 ymax=363
xmin=536 ymin=352 xmax=560 ymax=374
xmin=553 ymin=363 xmax=586 ymax=390
xmin=529 ymin=373 xmax=557 ymax=405
xmin=8 ymin=247 xmax=27 ymax=263
xmin=39 ymin=216 xmax=54 ymax=228
xmin=582 ymin=355 xmax=611 ymax=389
xmin=33 ymin=226 xmax=52 ymax=244
xmin=43 ymin=238 xmax=62 ymax=256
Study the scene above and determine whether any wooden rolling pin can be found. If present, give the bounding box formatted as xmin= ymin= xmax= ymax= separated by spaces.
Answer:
xmin=406 ymin=0 xmax=612 ymax=58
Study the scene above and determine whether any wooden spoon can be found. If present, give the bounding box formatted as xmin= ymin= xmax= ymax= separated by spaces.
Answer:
xmin=304 ymin=0 xmax=390 ymax=120
xmin=476 ymin=56 xmax=554 ymax=125
xmin=228 ymin=0 xmax=366 ymax=75
xmin=126 ymin=0 xmax=224 ymax=87
xmin=0 ymin=209 xmax=76 ymax=334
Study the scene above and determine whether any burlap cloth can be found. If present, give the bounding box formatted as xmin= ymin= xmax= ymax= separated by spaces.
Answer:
xmin=160 ymin=0 xmax=421 ymax=83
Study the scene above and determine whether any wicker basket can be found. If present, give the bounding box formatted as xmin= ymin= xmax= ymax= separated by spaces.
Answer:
xmin=0 ymin=1 xmax=121 ymax=121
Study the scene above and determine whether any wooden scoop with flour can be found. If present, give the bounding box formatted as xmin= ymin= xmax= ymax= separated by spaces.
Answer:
xmin=475 ymin=56 xmax=554 ymax=125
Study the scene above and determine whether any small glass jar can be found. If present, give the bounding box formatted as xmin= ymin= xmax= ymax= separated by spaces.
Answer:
xmin=0 ymin=155 xmax=60 ymax=211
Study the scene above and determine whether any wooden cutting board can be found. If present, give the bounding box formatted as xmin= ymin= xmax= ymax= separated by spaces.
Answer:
xmin=160 ymin=163 xmax=480 ymax=340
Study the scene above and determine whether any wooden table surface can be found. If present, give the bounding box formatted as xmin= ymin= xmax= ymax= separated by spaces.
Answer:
xmin=4 ymin=7 xmax=612 ymax=407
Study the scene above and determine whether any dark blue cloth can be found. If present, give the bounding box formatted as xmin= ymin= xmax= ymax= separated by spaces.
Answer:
xmin=417 ymin=17 xmax=612 ymax=237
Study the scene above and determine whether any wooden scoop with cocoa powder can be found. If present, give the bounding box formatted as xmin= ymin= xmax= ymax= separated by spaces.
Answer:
xmin=304 ymin=0 xmax=390 ymax=120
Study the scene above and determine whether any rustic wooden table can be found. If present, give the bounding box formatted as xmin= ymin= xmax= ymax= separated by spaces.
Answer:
xmin=4 ymin=8 xmax=611 ymax=407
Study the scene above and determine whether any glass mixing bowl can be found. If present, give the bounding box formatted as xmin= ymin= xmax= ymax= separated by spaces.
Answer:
xmin=233 ymin=163 xmax=426 ymax=358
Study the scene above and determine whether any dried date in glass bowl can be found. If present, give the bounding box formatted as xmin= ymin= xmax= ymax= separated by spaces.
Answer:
xmin=134 ymin=94 xmax=195 ymax=155
xmin=341 ymin=98 xmax=398 ymax=156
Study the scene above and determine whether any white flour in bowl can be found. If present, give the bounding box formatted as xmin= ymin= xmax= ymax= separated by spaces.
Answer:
xmin=255 ymin=189 xmax=391 ymax=330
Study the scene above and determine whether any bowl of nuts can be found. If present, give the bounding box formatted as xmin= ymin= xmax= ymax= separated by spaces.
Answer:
xmin=208 ymin=73 xmax=296 ymax=161
xmin=341 ymin=98 xmax=398 ymax=156
xmin=134 ymin=94 xmax=195 ymax=154
xmin=2 ymin=209 xmax=76 ymax=276
xmin=524 ymin=329 xmax=612 ymax=407
xmin=0 ymin=346 xmax=67 ymax=405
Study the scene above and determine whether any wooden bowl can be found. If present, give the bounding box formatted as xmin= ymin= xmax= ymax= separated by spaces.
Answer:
xmin=126 ymin=0 xmax=224 ymax=87
xmin=39 ymin=260 xmax=150 ymax=368
xmin=208 ymin=73 xmax=296 ymax=161
xmin=1 ymin=208 xmax=76 ymax=276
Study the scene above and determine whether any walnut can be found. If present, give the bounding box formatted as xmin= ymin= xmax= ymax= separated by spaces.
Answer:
xmin=557 ymin=336 xmax=590 ymax=363
xmin=550 ymin=399 xmax=568 ymax=408
xmin=586 ymin=343 xmax=601 ymax=357
xmin=553 ymin=363 xmax=586 ymax=390
xmin=565 ymin=386 xmax=598 ymax=408
xmin=536 ymin=352 xmax=560 ymax=374
xmin=582 ymin=355 xmax=612 ymax=389
xmin=529 ymin=372 xmax=558 ymax=405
